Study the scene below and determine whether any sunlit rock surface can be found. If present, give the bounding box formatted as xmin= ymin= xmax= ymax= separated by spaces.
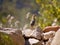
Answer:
xmin=28 ymin=38 xmax=43 ymax=45
xmin=51 ymin=29 xmax=60 ymax=45
xmin=22 ymin=26 xmax=43 ymax=40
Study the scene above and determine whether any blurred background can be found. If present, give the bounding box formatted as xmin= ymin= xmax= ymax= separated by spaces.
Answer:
xmin=0 ymin=0 xmax=60 ymax=29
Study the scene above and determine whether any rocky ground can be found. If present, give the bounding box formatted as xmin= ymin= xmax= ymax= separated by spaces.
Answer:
xmin=0 ymin=26 xmax=60 ymax=45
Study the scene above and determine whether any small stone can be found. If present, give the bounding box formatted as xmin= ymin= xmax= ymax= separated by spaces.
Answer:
xmin=28 ymin=38 xmax=42 ymax=45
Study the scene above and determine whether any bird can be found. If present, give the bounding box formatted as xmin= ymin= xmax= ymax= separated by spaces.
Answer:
xmin=30 ymin=14 xmax=36 ymax=27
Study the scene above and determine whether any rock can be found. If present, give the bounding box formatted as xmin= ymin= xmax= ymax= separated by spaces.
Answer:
xmin=51 ymin=29 xmax=60 ymax=45
xmin=46 ymin=38 xmax=53 ymax=45
xmin=43 ymin=31 xmax=55 ymax=40
xmin=22 ymin=29 xmax=33 ymax=37
xmin=0 ymin=28 xmax=25 ymax=45
xmin=28 ymin=38 xmax=43 ymax=45
xmin=30 ymin=26 xmax=43 ymax=40
xmin=43 ymin=26 xmax=60 ymax=32
xmin=22 ymin=26 xmax=43 ymax=40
